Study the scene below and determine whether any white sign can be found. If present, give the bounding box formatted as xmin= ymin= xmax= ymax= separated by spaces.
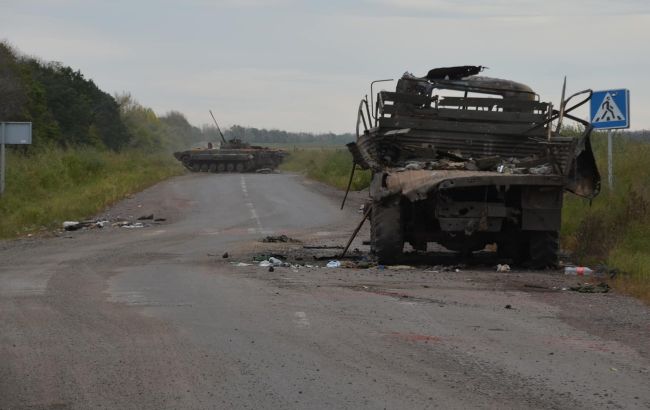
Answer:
xmin=2 ymin=122 xmax=32 ymax=144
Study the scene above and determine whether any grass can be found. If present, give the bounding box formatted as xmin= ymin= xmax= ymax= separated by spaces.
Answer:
xmin=0 ymin=146 xmax=184 ymax=238
xmin=562 ymin=133 xmax=650 ymax=302
xmin=280 ymin=147 xmax=371 ymax=191
xmin=282 ymin=137 xmax=650 ymax=303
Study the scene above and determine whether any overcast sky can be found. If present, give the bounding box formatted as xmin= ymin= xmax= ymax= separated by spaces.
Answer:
xmin=2 ymin=0 xmax=649 ymax=132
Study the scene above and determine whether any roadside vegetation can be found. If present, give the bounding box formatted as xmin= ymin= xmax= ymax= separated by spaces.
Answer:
xmin=562 ymin=133 xmax=650 ymax=302
xmin=0 ymin=42 xmax=194 ymax=238
xmin=0 ymin=147 xmax=183 ymax=238
xmin=280 ymin=148 xmax=370 ymax=191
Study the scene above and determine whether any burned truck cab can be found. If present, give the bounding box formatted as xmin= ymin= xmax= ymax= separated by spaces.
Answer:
xmin=349 ymin=66 xmax=600 ymax=267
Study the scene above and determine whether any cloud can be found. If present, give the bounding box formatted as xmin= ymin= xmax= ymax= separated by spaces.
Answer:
xmin=364 ymin=0 xmax=650 ymax=17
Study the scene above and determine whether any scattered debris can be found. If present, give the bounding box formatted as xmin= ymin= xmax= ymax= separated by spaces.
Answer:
xmin=528 ymin=164 xmax=553 ymax=175
xmin=268 ymin=266 xmax=275 ymax=272
xmin=154 ymin=218 xmax=167 ymax=222
xmin=342 ymin=260 xmax=372 ymax=269
xmin=138 ymin=214 xmax=154 ymax=220
xmin=326 ymin=260 xmax=341 ymax=268
xmin=431 ymin=265 xmax=464 ymax=273
xmin=302 ymin=245 xmax=344 ymax=250
xmin=233 ymin=262 xmax=252 ymax=267
xmin=256 ymin=168 xmax=273 ymax=174
xmin=564 ymin=266 xmax=595 ymax=276
xmin=387 ymin=265 xmax=414 ymax=270
xmin=122 ymin=222 xmax=145 ymax=229
xmin=262 ymin=235 xmax=300 ymax=243
xmin=253 ymin=253 xmax=286 ymax=262
xmin=505 ymin=304 xmax=513 ymax=309
xmin=258 ymin=257 xmax=286 ymax=268
xmin=496 ymin=264 xmax=511 ymax=273
xmin=222 ymin=252 xmax=229 ymax=259
xmin=95 ymin=220 xmax=109 ymax=228
xmin=63 ymin=221 xmax=81 ymax=231
xmin=569 ymin=282 xmax=610 ymax=293
xmin=269 ymin=257 xmax=283 ymax=266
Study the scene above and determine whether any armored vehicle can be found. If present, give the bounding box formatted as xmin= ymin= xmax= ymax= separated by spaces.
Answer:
xmin=173 ymin=111 xmax=287 ymax=173
xmin=173 ymin=139 xmax=286 ymax=173
xmin=347 ymin=66 xmax=600 ymax=267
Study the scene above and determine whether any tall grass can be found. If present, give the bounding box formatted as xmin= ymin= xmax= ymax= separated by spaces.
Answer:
xmin=280 ymin=148 xmax=371 ymax=191
xmin=0 ymin=146 xmax=183 ymax=238
xmin=562 ymin=133 xmax=650 ymax=302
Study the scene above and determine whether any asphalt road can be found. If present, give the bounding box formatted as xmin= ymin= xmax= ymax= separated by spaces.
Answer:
xmin=1 ymin=173 xmax=649 ymax=410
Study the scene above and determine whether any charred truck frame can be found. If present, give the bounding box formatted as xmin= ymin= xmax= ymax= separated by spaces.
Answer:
xmin=347 ymin=66 xmax=600 ymax=267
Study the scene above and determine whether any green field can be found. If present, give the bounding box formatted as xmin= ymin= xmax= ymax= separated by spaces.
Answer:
xmin=282 ymin=137 xmax=650 ymax=303
xmin=0 ymin=146 xmax=183 ymax=238
xmin=280 ymin=147 xmax=371 ymax=191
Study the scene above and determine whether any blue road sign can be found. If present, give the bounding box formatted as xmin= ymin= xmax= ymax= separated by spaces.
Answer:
xmin=590 ymin=89 xmax=630 ymax=130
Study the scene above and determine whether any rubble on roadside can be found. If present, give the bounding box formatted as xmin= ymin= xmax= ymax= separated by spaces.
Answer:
xmin=569 ymin=282 xmax=611 ymax=293
xmin=392 ymin=152 xmax=554 ymax=176
xmin=60 ymin=214 xmax=168 ymax=233
xmin=261 ymin=235 xmax=301 ymax=243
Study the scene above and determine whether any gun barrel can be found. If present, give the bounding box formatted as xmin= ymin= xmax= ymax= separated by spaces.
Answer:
xmin=209 ymin=110 xmax=227 ymax=144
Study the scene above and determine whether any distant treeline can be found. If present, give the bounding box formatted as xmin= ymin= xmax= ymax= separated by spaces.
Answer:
xmin=221 ymin=125 xmax=355 ymax=145
xmin=0 ymin=42 xmax=208 ymax=151
xmin=624 ymin=130 xmax=650 ymax=140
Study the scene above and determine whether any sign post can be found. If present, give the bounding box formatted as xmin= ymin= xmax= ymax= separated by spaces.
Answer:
xmin=1 ymin=122 xmax=5 ymax=195
xmin=0 ymin=122 xmax=33 ymax=196
xmin=589 ymin=89 xmax=630 ymax=191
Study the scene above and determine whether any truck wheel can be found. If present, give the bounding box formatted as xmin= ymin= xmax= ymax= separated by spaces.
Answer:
xmin=217 ymin=163 xmax=226 ymax=173
xmin=226 ymin=163 xmax=235 ymax=172
xmin=200 ymin=163 xmax=209 ymax=172
xmin=529 ymin=231 xmax=559 ymax=269
xmin=191 ymin=162 xmax=200 ymax=172
xmin=371 ymin=197 xmax=404 ymax=264
xmin=208 ymin=163 xmax=217 ymax=173
xmin=235 ymin=163 xmax=244 ymax=172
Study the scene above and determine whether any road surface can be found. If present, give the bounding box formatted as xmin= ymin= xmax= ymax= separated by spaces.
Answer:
xmin=1 ymin=173 xmax=649 ymax=409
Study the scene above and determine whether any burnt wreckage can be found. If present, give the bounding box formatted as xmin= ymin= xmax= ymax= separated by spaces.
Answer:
xmin=347 ymin=66 xmax=600 ymax=267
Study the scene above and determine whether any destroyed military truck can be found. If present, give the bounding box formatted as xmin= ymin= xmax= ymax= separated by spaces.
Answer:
xmin=173 ymin=111 xmax=287 ymax=173
xmin=347 ymin=66 xmax=600 ymax=267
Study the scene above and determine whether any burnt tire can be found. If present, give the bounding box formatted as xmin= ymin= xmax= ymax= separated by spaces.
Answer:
xmin=528 ymin=231 xmax=559 ymax=269
xmin=371 ymin=197 xmax=404 ymax=265
xmin=235 ymin=162 xmax=245 ymax=172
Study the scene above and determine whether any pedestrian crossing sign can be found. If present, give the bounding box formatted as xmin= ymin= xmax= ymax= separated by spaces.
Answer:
xmin=590 ymin=89 xmax=630 ymax=129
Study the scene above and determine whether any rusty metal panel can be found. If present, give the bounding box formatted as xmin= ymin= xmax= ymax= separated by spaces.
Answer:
xmin=382 ymin=105 xmax=547 ymax=124
xmin=378 ymin=117 xmax=547 ymax=136
xmin=383 ymin=169 xmax=564 ymax=202
xmin=438 ymin=96 xmax=548 ymax=112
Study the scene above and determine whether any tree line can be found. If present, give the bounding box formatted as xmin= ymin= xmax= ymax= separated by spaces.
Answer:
xmin=0 ymin=42 xmax=359 ymax=152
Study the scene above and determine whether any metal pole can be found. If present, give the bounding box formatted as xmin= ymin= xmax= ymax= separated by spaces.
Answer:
xmin=607 ymin=130 xmax=613 ymax=191
xmin=1 ymin=122 xmax=5 ymax=196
